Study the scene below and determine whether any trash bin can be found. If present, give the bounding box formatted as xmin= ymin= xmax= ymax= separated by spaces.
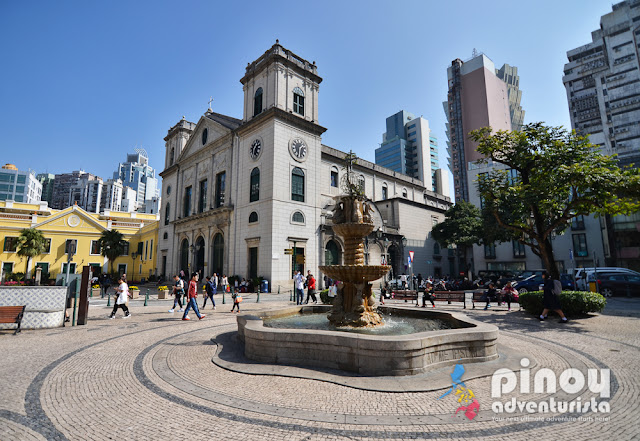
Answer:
xmin=261 ymin=280 xmax=269 ymax=293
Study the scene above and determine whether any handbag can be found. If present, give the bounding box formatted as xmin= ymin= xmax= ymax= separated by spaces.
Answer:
xmin=236 ymin=296 xmax=243 ymax=303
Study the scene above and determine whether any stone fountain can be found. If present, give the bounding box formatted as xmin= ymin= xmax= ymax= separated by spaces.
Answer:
xmin=320 ymin=151 xmax=389 ymax=327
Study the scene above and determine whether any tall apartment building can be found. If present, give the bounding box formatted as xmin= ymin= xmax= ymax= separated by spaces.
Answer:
xmin=374 ymin=111 xmax=448 ymax=195
xmin=445 ymin=54 xmax=514 ymax=202
xmin=496 ymin=64 xmax=525 ymax=131
xmin=101 ymin=179 xmax=124 ymax=212
xmin=51 ymin=170 xmax=100 ymax=210
xmin=0 ymin=164 xmax=42 ymax=204
xmin=36 ymin=173 xmax=55 ymax=206
xmin=113 ymin=149 xmax=160 ymax=212
xmin=69 ymin=175 xmax=103 ymax=213
xmin=563 ymin=0 xmax=640 ymax=270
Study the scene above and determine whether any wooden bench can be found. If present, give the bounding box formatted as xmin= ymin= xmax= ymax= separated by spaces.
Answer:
xmin=391 ymin=290 xmax=488 ymax=309
xmin=0 ymin=305 xmax=26 ymax=335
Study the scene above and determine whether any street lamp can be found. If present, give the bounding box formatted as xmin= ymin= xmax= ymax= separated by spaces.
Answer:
xmin=131 ymin=252 xmax=138 ymax=284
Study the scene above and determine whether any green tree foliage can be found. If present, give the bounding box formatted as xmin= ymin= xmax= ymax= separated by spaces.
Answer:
xmin=98 ymin=229 xmax=127 ymax=274
xmin=470 ymin=123 xmax=640 ymax=279
xmin=431 ymin=201 xmax=483 ymax=248
xmin=17 ymin=228 xmax=47 ymax=277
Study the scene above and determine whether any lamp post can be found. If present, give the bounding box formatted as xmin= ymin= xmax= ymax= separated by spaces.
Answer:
xmin=131 ymin=252 xmax=138 ymax=284
xmin=401 ymin=236 xmax=408 ymax=290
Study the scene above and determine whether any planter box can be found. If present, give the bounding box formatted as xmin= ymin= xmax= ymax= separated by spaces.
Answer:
xmin=158 ymin=290 xmax=169 ymax=299
xmin=91 ymin=288 xmax=101 ymax=297
xmin=130 ymin=289 xmax=140 ymax=299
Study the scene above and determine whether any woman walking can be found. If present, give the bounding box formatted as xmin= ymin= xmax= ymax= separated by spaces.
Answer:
xmin=182 ymin=272 xmax=206 ymax=321
xmin=109 ymin=276 xmax=131 ymax=319
xmin=539 ymin=271 xmax=568 ymax=323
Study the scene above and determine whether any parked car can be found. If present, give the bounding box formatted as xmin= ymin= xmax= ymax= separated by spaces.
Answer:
xmin=595 ymin=272 xmax=640 ymax=297
xmin=512 ymin=274 xmax=575 ymax=294
xmin=574 ymin=267 xmax=640 ymax=291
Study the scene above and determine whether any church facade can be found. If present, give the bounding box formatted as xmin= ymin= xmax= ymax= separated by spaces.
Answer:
xmin=157 ymin=42 xmax=453 ymax=290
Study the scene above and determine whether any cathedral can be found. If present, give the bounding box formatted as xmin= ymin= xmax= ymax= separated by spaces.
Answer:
xmin=157 ymin=42 xmax=453 ymax=290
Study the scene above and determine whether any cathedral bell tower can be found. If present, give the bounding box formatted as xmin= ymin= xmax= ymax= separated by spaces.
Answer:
xmin=240 ymin=40 xmax=322 ymax=124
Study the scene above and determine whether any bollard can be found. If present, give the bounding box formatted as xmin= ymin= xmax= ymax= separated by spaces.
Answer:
xmin=144 ymin=289 xmax=149 ymax=306
xmin=107 ymin=291 xmax=111 ymax=307
xmin=278 ymin=285 xmax=281 ymax=294
xmin=289 ymin=290 xmax=293 ymax=302
xmin=256 ymin=291 xmax=260 ymax=303
xmin=222 ymin=290 xmax=226 ymax=304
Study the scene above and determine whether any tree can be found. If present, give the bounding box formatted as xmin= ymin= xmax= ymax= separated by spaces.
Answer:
xmin=470 ymin=123 xmax=640 ymax=280
xmin=98 ymin=229 xmax=128 ymax=275
xmin=17 ymin=228 xmax=47 ymax=278
xmin=432 ymin=201 xmax=484 ymax=279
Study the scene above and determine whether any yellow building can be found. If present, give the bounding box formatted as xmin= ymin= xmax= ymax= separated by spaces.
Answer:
xmin=0 ymin=201 xmax=159 ymax=283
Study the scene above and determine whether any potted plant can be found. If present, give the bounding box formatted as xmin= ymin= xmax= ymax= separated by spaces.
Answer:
xmin=157 ymin=285 xmax=169 ymax=299
xmin=129 ymin=286 xmax=140 ymax=299
xmin=91 ymin=284 xmax=101 ymax=297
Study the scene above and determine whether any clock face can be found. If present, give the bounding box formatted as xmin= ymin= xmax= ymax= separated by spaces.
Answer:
xmin=250 ymin=139 xmax=262 ymax=159
xmin=290 ymin=138 xmax=307 ymax=161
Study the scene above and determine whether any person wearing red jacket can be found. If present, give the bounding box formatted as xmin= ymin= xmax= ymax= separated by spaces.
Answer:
xmin=305 ymin=271 xmax=317 ymax=304
xmin=182 ymin=272 xmax=206 ymax=321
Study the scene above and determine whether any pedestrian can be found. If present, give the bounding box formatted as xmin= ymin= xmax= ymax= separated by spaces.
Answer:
xmin=212 ymin=273 xmax=219 ymax=291
xmin=202 ymin=276 xmax=217 ymax=310
xmin=293 ymin=270 xmax=305 ymax=305
xmin=422 ymin=281 xmax=436 ymax=307
xmin=168 ymin=275 xmax=184 ymax=313
xmin=417 ymin=273 xmax=423 ymax=289
xmin=231 ymin=289 xmax=242 ymax=312
xmin=400 ymin=273 xmax=407 ymax=290
xmin=305 ymin=271 xmax=317 ymax=303
xmin=221 ymin=274 xmax=228 ymax=293
xmin=101 ymin=273 xmax=111 ymax=298
xmin=484 ymin=283 xmax=496 ymax=310
xmin=539 ymin=271 xmax=568 ymax=323
xmin=182 ymin=272 xmax=206 ymax=321
xmin=501 ymin=281 xmax=518 ymax=311
xmin=109 ymin=276 xmax=131 ymax=319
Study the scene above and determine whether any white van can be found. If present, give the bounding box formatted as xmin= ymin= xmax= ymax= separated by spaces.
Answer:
xmin=574 ymin=267 xmax=640 ymax=290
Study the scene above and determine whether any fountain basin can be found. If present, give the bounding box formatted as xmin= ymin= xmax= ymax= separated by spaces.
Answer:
xmin=237 ymin=305 xmax=498 ymax=376
xmin=319 ymin=264 xmax=390 ymax=283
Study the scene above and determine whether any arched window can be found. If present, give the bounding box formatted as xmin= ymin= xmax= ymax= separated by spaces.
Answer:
xmin=254 ymin=87 xmax=263 ymax=117
xmin=163 ymin=232 xmax=168 ymax=240
xmin=291 ymin=167 xmax=305 ymax=202
xmin=402 ymin=188 xmax=408 ymax=198
xmin=180 ymin=239 xmax=189 ymax=274
xmin=249 ymin=211 xmax=258 ymax=223
xmin=382 ymin=184 xmax=388 ymax=200
xmin=293 ymin=87 xmax=305 ymax=116
xmin=433 ymin=242 xmax=440 ymax=255
xmin=250 ymin=167 xmax=260 ymax=202
xmin=212 ymin=233 xmax=224 ymax=275
xmin=325 ymin=240 xmax=341 ymax=266
xmin=194 ymin=237 xmax=205 ymax=275
xmin=330 ymin=166 xmax=339 ymax=188
xmin=170 ymin=148 xmax=175 ymax=166
xmin=164 ymin=203 xmax=170 ymax=225
xmin=292 ymin=211 xmax=305 ymax=224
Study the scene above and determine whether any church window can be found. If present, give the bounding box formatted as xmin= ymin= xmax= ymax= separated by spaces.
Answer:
xmin=183 ymin=186 xmax=192 ymax=217
xmin=291 ymin=167 xmax=305 ymax=202
xmin=254 ymin=88 xmax=263 ymax=117
xmin=249 ymin=211 xmax=258 ymax=223
xmin=250 ymin=168 xmax=260 ymax=202
xmin=198 ymin=179 xmax=207 ymax=213
xmin=201 ymin=128 xmax=208 ymax=145
xmin=215 ymin=172 xmax=226 ymax=208
xmin=293 ymin=87 xmax=305 ymax=116
xmin=164 ymin=203 xmax=170 ymax=225
xmin=382 ymin=184 xmax=388 ymax=200
xmin=163 ymin=232 xmax=168 ymax=240
xmin=402 ymin=188 xmax=407 ymax=198
xmin=170 ymin=148 xmax=175 ymax=166
xmin=330 ymin=167 xmax=338 ymax=188
xmin=292 ymin=211 xmax=305 ymax=224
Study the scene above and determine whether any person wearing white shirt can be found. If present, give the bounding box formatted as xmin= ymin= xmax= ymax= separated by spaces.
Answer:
xmin=109 ymin=276 xmax=131 ymax=319
xmin=293 ymin=271 xmax=305 ymax=305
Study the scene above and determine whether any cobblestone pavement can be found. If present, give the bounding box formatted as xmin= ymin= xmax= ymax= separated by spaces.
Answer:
xmin=0 ymin=293 xmax=638 ymax=440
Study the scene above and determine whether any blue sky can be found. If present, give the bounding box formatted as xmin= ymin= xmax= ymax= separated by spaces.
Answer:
xmin=0 ymin=0 xmax=613 ymax=184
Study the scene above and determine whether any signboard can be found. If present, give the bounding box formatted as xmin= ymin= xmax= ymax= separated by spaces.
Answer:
xmin=296 ymin=255 xmax=305 ymax=264
xmin=409 ymin=251 xmax=414 ymax=263
xmin=284 ymin=249 xmax=293 ymax=255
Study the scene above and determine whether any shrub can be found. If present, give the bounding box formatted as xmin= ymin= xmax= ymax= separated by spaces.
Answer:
xmin=129 ymin=286 xmax=139 ymax=291
xmin=158 ymin=286 xmax=169 ymax=291
xmin=519 ymin=290 xmax=606 ymax=316
xmin=319 ymin=289 xmax=331 ymax=304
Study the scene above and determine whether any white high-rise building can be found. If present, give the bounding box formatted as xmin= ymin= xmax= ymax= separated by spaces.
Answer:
xmin=0 ymin=164 xmax=42 ymax=204
xmin=113 ymin=149 xmax=160 ymax=212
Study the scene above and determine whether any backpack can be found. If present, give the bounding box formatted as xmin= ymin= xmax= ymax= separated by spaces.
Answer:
xmin=552 ymin=279 xmax=562 ymax=296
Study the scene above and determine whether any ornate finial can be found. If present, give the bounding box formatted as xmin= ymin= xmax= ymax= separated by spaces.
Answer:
xmin=340 ymin=150 xmax=364 ymax=197
xmin=208 ymin=96 xmax=214 ymax=111
xmin=181 ymin=115 xmax=185 ymax=120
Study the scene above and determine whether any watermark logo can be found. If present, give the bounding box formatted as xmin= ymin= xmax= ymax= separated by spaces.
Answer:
xmin=438 ymin=364 xmax=480 ymax=420
xmin=491 ymin=358 xmax=611 ymax=415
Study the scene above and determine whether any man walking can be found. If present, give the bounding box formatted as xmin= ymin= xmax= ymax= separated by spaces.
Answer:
xmin=305 ymin=271 xmax=317 ymax=304
xmin=169 ymin=275 xmax=184 ymax=313
xmin=183 ymin=272 xmax=206 ymax=321
xmin=202 ymin=275 xmax=216 ymax=310
xmin=294 ymin=270 xmax=305 ymax=305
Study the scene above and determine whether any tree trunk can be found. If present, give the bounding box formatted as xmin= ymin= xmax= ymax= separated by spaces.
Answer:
xmin=539 ymin=238 xmax=560 ymax=280
xmin=25 ymin=256 xmax=31 ymax=279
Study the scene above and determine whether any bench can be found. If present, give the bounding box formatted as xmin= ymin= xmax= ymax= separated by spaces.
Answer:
xmin=391 ymin=290 xmax=488 ymax=309
xmin=0 ymin=305 xmax=26 ymax=334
